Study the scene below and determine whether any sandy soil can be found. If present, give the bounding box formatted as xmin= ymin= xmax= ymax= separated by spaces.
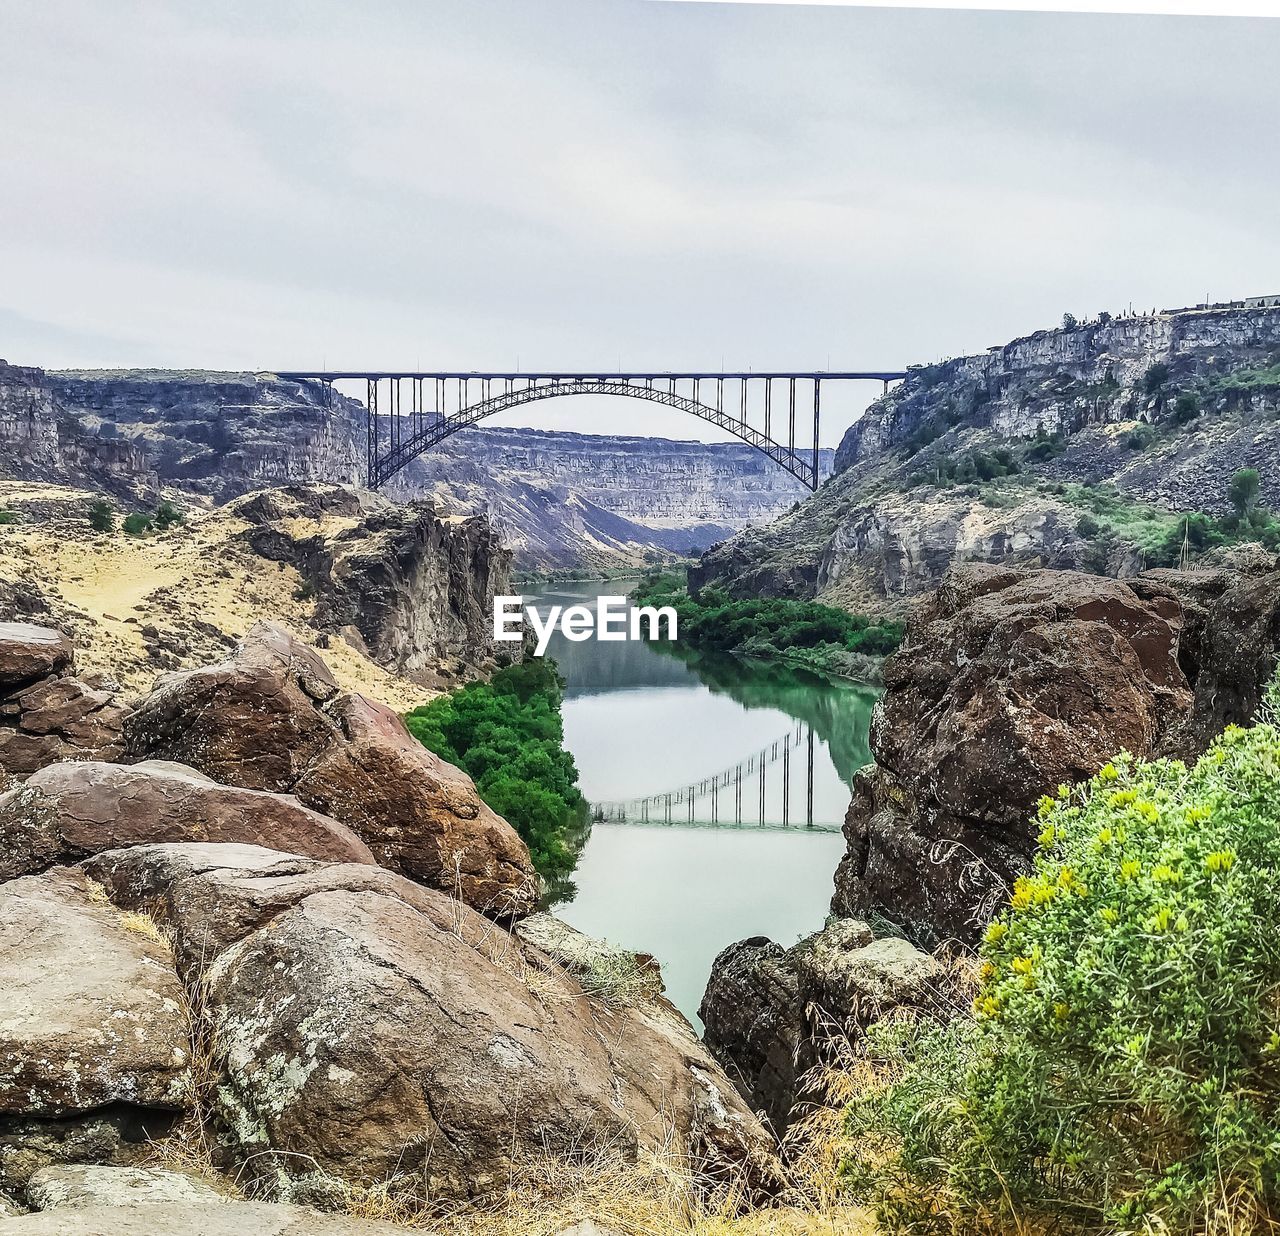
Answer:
xmin=0 ymin=483 xmax=436 ymax=712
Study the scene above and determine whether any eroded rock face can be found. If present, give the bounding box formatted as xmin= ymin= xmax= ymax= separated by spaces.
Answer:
xmin=700 ymin=919 xmax=942 ymax=1133
xmin=122 ymin=623 xmax=538 ymax=918
xmin=0 ymin=625 xmax=126 ymax=785
xmin=831 ymin=565 xmax=1203 ymax=945
xmin=82 ymin=844 xmax=777 ymax=1203
xmin=0 ymin=761 xmax=376 ymax=882
xmin=0 ymin=868 xmax=191 ymax=1117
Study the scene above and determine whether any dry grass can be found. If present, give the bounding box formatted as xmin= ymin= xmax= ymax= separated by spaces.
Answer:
xmin=340 ymin=1138 xmax=874 ymax=1236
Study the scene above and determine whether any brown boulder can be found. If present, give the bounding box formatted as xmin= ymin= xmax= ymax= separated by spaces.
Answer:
xmin=833 ymin=565 xmax=1196 ymax=945
xmin=0 ymin=868 xmax=191 ymax=1117
xmin=0 ymin=626 xmax=71 ymax=690
xmin=0 ymin=627 xmax=126 ymax=784
xmin=0 ymin=761 xmax=376 ymax=883
xmin=700 ymin=919 xmax=942 ymax=1133
xmin=123 ymin=624 xmax=538 ymax=917
xmin=85 ymin=844 xmax=778 ymax=1203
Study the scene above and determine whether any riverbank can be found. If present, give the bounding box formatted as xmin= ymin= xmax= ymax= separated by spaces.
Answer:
xmin=631 ymin=571 xmax=904 ymax=685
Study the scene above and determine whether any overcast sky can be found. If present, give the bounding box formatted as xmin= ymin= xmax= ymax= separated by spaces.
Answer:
xmin=2 ymin=0 xmax=1278 ymax=443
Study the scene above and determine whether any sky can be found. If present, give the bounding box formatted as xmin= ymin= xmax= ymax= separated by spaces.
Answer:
xmin=2 ymin=0 xmax=1278 ymax=444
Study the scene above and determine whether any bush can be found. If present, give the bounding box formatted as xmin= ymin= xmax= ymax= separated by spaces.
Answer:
xmin=154 ymin=500 xmax=185 ymax=530
xmin=843 ymin=694 xmax=1280 ymax=1233
xmin=630 ymin=573 xmax=904 ymax=676
xmin=1144 ymin=361 xmax=1171 ymax=395
xmin=87 ymin=499 xmax=115 ymax=533
xmin=1231 ymin=467 xmax=1263 ymax=518
xmin=0 ymin=510 xmax=19 ymax=526
xmin=405 ymin=659 xmax=585 ymax=885
xmin=122 ymin=512 xmax=153 ymax=536
xmin=1173 ymin=390 xmax=1202 ymax=423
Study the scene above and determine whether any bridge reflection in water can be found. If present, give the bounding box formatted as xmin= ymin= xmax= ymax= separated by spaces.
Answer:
xmin=591 ymin=723 xmax=834 ymax=829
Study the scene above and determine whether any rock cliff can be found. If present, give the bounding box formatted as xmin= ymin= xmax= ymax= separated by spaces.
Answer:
xmin=0 ymin=361 xmax=832 ymax=571
xmin=693 ymin=304 xmax=1280 ymax=610
xmin=830 ymin=558 xmax=1280 ymax=948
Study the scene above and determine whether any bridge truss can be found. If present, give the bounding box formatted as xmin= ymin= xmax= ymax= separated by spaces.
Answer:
xmin=591 ymin=722 xmax=831 ymax=829
xmin=273 ymin=370 xmax=906 ymax=491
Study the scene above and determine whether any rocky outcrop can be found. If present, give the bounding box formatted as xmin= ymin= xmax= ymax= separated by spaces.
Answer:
xmin=232 ymin=485 xmax=510 ymax=681
xmin=0 ymin=760 xmax=376 ymax=881
xmin=24 ymin=1165 xmax=223 ymax=1211
xmin=0 ymin=868 xmax=191 ymax=1118
xmin=81 ymin=842 xmax=778 ymax=1204
xmin=123 ymin=622 xmax=538 ymax=917
xmin=693 ymin=304 xmax=1280 ymax=610
xmin=0 ymin=625 xmax=126 ymax=788
xmin=700 ymin=919 xmax=943 ymax=1133
xmin=830 ymin=562 xmax=1280 ymax=947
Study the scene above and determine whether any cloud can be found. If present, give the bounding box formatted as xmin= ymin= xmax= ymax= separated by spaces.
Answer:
xmin=1 ymin=0 xmax=1277 ymax=443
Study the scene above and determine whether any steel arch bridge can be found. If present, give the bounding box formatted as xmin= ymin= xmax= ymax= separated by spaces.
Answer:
xmin=273 ymin=370 xmax=906 ymax=491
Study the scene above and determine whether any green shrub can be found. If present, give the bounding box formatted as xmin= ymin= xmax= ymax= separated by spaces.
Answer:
xmin=154 ymin=500 xmax=185 ymax=530
xmin=87 ymin=499 xmax=115 ymax=533
xmin=405 ymin=659 xmax=585 ymax=886
xmin=1173 ymin=390 xmax=1202 ymax=423
xmin=122 ymin=512 xmax=153 ymax=536
xmin=630 ymin=573 xmax=904 ymax=676
xmin=843 ymin=696 xmax=1280 ymax=1233
xmin=0 ymin=510 xmax=19 ymax=526
xmin=1144 ymin=361 xmax=1171 ymax=395
xmin=1231 ymin=467 xmax=1263 ymax=518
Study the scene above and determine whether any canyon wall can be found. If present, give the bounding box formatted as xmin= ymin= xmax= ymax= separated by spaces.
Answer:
xmin=0 ymin=361 xmax=830 ymax=570
xmin=693 ymin=305 xmax=1280 ymax=611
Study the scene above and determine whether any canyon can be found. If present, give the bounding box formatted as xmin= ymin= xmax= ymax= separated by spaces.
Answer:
xmin=692 ymin=304 xmax=1280 ymax=612
xmin=0 ymin=362 xmax=832 ymax=572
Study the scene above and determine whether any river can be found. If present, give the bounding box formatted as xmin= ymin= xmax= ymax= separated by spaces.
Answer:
xmin=524 ymin=579 xmax=878 ymax=1027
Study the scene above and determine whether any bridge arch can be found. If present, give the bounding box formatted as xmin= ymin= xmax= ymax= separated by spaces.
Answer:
xmin=275 ymin=370 xmax=906 ymax=491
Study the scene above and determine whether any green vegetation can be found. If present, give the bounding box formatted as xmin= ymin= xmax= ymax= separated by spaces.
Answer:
xmin=843 ymin=675 xmax=1280 ymax=1234
xmin=0 ymin=510 xmax=19 ymax=526
xmin=154 ymin=500 xmax=185 ymax=530
xmin=122 ymin=511 xmax=153 ymax=536
xmin=87 ymin=499 xmax=115 ymax=533
xmin=631 ymin=572 xmax=904 ymax=680
xmin=405 ymin=659 xmax=585 ymax=890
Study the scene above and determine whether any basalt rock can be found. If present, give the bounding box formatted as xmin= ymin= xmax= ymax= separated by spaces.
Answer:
xmin=831 ymin=562 xmax=1280 ymax=947
xmin=122 ymin=622 xmax=539 ymax=918
xmin=0 ymin=868 xmax=191 ymax=1118
xmin=80 ymin=843 xmax=779 ymax=1204
xmin=0 ymin=760 xmax=376 ymax=883
xmin=0 ymin=625 xmax=127 ymax=786
xmin=700 ymin=919 xmax=943 ymax=1133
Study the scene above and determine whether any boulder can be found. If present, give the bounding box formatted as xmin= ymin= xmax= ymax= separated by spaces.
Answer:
xmin=0 ymin=627 xmax=126 ymax=784
xmin=0 ymin=1199 xmax=409 ymax=1233
xmin=123 ymin=623 xmax=538 ymax=918
xmin=832 ymin=565 xmax=1198 ymax=945
xmin=0 ymin=760 xmax=376 ymax=882
xmin=24 ymin=1165 xmax=222 ymax=1211
xmin=1141 ymin=552 xmax=1280 ymax=753
xmin=0 ymin=626 xmax=71 ymax=691
xmin=700 ymin=919 xmax=941 ymax=1133
xmin=0 ymin=868 xmax=191 ymax=1117
xmin=86 ymin=844 xmax=778 ymax=1202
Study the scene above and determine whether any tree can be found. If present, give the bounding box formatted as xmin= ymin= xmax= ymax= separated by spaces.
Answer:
xmin=1061 ymin=312 xmax=1078 ymax=330
xmin=87 ymin=500 xmax=115 ymax=533
xmin=1229 ymin=467 xmax=1262 ymax=518
xmin=122 ymin=512 xmax=153 ymax=536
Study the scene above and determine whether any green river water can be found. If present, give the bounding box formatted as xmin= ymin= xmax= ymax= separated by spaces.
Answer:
xmin=525 ymin=579 xmax=878 ymax=1027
